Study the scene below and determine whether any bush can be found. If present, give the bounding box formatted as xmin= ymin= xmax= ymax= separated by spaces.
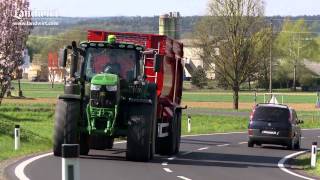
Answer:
xmin=191 ymin=66 xmax=208 ymax=88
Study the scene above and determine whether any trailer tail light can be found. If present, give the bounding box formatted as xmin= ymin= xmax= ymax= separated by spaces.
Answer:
xmin=248 ymin=129 xmax=254 ymax=136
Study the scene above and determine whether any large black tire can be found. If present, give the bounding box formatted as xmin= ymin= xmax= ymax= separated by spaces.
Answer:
xmin=174 ymin=111 xmax=182 ymax=154
xmin=156 ymin=111 xmax=178 ymax=155
xmin=53 ymin=99 xmax=80 ymax=156
xmin=90 ymin=135 xmax=114 ymax=150
xmin=126 ymin=84 xmax=157 ymax=162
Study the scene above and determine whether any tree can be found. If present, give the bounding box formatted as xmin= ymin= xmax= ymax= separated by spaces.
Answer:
xmin=254 ymin=27 xmax=273 ymax=90
xmin=194 ymin=0 xmax=265 ymax=109
xmin=275 ymin=19 xmax=319 ymax=91
xmin=0 ymin=0 xmax=32 ymax=104
xmin=191 ymin=66 xmax=208 ymax=88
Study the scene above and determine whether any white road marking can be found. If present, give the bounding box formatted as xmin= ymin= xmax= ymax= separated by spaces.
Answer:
xmin=163 ymin=168 xmax=173 ymax=173
xmin=278 ymin=149 xmax=318 ymax=180
xmin=168 ymin=156 xmax=176 ymax=160
xmin=217 ymin=144 xmax=230 ymax=147
xmin=302 ymin=128 xmax=320 ymax=131
xmin=238 ymin=142 xmax=247 ymax=144
xmin=161 ymin=162 xmax=168 ymax=166
xmin=197 ymin=147 xmax=209 ymax=151
xmin=177 ymin=176 xmax=192 ymax=180
xmin=182 ymin=131 xmax=245 ymax=137
xmin=15 ymin=152 xmax=53 ymax=180
xmin=318 ymin=136 xmax=320 ymax=138
xmin=301 ymin=137 xmax=305 ymax=139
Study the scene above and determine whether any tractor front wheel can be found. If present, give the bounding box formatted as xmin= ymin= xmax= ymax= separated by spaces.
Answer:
xmin=53 ymin=99 xmax=80 ymax=156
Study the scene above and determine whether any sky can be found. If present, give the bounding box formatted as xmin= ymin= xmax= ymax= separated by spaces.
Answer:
xmin=29 ymin=0 xmax=320 ymax=17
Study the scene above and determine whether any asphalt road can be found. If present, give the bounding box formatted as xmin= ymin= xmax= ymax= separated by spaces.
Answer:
xmin=5 ymin=129 xmax=320 ymax=180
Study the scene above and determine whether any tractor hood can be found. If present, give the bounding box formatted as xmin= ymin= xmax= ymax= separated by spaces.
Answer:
xmin=91 ymin=73 xmax=119 ymax=86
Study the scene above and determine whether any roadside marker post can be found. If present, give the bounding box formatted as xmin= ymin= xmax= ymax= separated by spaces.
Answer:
xmin=14 ymin=125 xmax=20 ymax=150
xmin=311 ymin=142 xmax=317 ymax=168
xmin=62 ymin=144 xmax=80 ymax=180
xmin=187 ymin=115 xmax=191 ymax=133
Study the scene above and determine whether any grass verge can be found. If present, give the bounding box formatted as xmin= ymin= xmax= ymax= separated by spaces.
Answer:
xmin=0 ymin=103 xmax=54 ymax=161
xmin=294 ymin=152 xmax=320 ymax=177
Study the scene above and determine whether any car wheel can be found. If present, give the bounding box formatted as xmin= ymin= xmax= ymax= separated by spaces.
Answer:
xmin=248 ymin=140 xmax=254 ymax=147
xmin=294 ymin=136 xmax=301 ymax=150
xmin=287 ymin=139 xmax=295 ymax=150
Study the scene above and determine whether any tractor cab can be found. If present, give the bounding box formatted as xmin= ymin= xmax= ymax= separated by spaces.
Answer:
xmin=79 ymin=39 xmax=144 ymax=83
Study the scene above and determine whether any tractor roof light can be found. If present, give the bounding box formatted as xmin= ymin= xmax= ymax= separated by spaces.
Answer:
xmin=107 ymin=35 xmax=116 ymax=44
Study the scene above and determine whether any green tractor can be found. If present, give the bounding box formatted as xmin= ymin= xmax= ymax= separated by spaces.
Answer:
xmin=53 ymin=31 xmax=183 ymax=161
xmin=53 ymin=31 xmax=184 ymax=162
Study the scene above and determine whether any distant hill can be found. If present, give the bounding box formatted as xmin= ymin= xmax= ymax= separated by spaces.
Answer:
xmin=31 ymin=15 xmax=320 ymax=37
xmin=31 ymin=16 xmax=202 ymax=38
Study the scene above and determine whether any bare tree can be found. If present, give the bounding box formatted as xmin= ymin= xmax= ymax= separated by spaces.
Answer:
xmin=194 ymin=0 xmax=265 ymax=109
xmin=0 ymin=0 xmax=31 ymax=104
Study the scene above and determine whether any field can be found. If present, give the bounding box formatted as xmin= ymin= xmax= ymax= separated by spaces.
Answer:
xmin=0 ymin=81 xmax=320 ymax=161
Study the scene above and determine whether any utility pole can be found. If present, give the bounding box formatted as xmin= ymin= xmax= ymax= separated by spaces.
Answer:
xmin=269 ymin=19 xmax=273 ymax=94
xmin=293 ymin=33 xmax=300 ymax=91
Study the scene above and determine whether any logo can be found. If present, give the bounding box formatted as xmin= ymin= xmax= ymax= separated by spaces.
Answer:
xmin=13 ymin=9 xmax=60 ymax=26
xmin=268 ymin=123 xmax=272 ymax=127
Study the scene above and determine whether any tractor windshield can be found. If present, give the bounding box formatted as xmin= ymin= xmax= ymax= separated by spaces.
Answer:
xmin=85 ymin=47 xmax=138 ymax=81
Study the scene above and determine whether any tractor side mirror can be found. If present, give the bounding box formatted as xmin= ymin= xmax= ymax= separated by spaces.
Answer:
xmin=154 ymin=54 xmax=163 ymax=72
xmin=59 ymin=48 xmax=68 ymax=67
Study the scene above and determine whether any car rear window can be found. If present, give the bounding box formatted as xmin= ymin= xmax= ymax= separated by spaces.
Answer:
xmin=253 ymin=106 xmax=290 ymax=122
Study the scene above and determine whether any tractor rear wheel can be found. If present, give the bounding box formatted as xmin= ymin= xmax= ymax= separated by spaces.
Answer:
xmin=174 ymin=111 xmax=182 ymax=154
xmin=53 ymin=99 xmax=80 ymax=156
xmin=156 ymin=111 xmax=178 ymax=155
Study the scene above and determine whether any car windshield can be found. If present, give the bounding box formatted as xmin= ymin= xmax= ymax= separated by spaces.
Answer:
xmin=85 ymin=47 xmax=137 ymax=81
xmin=253 ymin=107 xmax=290 ymax=122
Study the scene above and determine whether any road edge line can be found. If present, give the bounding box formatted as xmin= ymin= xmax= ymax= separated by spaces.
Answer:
xmin=14 ymin=152 xmax=53 ymax=180
xmin=278 ymin=149 xmax=317 ymax=180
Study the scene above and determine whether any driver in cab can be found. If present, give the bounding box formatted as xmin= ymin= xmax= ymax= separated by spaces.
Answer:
xmin=104 ymin=52 xmax=121 ymax=76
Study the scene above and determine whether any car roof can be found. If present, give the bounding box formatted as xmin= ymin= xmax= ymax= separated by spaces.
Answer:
xmin=255 ymin=103 xmax=290 ymax=109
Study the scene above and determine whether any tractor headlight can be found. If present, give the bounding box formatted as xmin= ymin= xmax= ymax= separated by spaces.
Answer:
xmin=90 ymin=84 xmax=101 ymax=91
xmin=106 ymin=85 xmax=117 ymax=91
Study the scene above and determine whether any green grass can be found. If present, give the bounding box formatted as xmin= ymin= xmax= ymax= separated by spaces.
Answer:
xmin=295 ymin=152 xmax=320 ymax=177
xmin=181 ymin=114 xmax=248 ymax=135
xmin=10 ymin=81 xmax=63 ymax=98
xmin=182 ymin=92 xmax=318 ymax=104
xmin=0 ymin=103 xmax=54 ymax=160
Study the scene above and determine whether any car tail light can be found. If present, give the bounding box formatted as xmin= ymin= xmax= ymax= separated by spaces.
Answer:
xmin=248 ymin=129 xmax=254 ymax=136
